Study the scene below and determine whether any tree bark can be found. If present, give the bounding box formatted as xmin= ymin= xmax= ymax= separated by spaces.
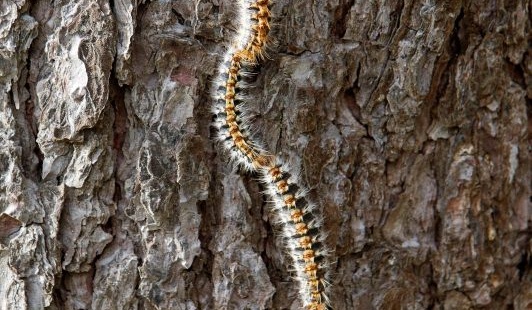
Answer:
xmin=0 ymin=0 xmax=530 ymax=309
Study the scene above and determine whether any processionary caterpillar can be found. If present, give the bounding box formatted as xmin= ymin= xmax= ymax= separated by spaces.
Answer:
xmin=211 ymin=1 xmax=331 ymax=309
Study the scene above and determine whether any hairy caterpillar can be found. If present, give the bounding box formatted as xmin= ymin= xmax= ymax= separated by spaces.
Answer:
xmin=211 ymin=1 xmax=331 ymax=309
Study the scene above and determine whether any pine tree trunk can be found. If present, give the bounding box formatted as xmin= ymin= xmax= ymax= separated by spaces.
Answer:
xmin=0 ymin=0 xmax=529 ymax=309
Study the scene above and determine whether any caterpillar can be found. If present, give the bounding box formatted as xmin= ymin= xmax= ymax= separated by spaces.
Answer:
xmin=211 ymin=1 xmax=331 ymax=309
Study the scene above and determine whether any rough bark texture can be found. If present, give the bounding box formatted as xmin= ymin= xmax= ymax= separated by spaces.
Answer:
xmin=0 ymin=0 xmax=530 ymax=309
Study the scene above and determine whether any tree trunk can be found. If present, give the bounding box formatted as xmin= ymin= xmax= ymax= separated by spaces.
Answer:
xmin=0 ymin=0 xmax=529 ymax=309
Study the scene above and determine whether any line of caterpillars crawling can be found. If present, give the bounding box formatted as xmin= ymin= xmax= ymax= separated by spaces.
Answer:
xmin=212 ymin=1 xmax=330 ymax=309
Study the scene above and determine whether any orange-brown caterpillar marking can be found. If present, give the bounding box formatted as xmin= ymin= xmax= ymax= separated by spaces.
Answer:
xmin=284 ymin=194 xmax=296 ymax=207
xmin=304 ymin=262 xmax=318 ymax=278
xmin=299 ymin=236 xmax=312 ymax=248
xmin=308 ymin=304 xmax=327 ymax=310
xmin=311 ymin=290 xmax=322 ymax=300
xmin=295 ymin=222 xmax=308 ymax=235
xmin=255 ymin=154 xmax=273 ymax=167
xmin=308 ymin=278 xmax=320 ymax=290
xmin=226 ymin=114 xmax=236 ymax=123
xmin=308 ymin=299 xmax=327 ymax=310
xmin=303 ymin=249 xmax=315 ymax=261
xmin=276 ymin=179 xmax=289 ymax=193
xmin=291 ymin=208 xmax=303 ymax=222
xmin=269 ymin=166 xmax=283 ymax=181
